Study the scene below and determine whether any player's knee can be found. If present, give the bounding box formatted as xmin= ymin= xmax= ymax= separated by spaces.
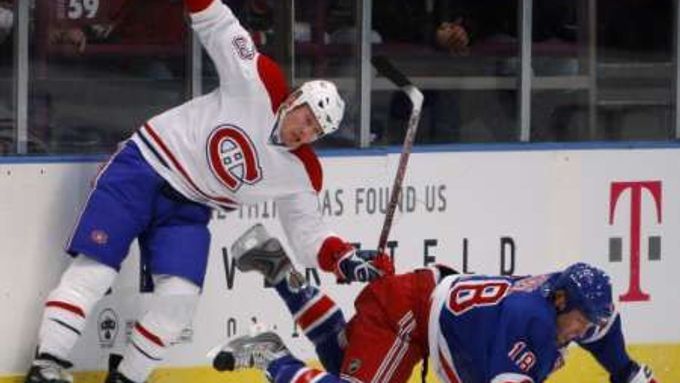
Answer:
xmin=50 ymin=255 xmax=117 ymax=308
xmin=139 ymin=275 xmax=201 ymax=343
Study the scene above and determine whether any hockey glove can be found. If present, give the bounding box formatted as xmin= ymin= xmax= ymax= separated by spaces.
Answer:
xmin=627 ymin=364 xmax=657 ymax=383
xmin=335 ymin=249 xmax=395 ymax=283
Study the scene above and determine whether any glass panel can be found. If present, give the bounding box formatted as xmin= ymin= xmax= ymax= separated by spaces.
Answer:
xmin=30 ymin=0 xmax=187 ymax=155
xmin=370 ymin=0 xmax=520 ymax=146
xmin=532 ymin=0 xmax=674 ymax=142
xmin=0 ymin=1 xmax=13 ymax=154
xmin=202 ymin=0 xmax=281 ymax=93
xmin=296 ymin=0 xmax=358 ymax=148
xmin=202 ymin=0 xmax=358 ymax=148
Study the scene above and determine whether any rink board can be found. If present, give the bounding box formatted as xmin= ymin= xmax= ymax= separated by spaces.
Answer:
xmin=1 ymin=147 xmax=679 ymax=380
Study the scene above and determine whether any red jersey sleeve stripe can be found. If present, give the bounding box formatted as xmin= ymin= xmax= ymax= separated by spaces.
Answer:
xmin=295 ymin=295 xmax=336 ymax=331
xmin=46 ymin=301 xmax=85 ymax=318
xmin=255 ymin=54 xmax=322 ymax=192
xmin=293 ymin=368 xmax=324 ymax=383
xmin=291 ymin=145 xmax=323 ymax=193
xmin=134 ymin=322 xmax=165 ymax=347
xmin=184 ymin=0 xmax=214 ymax=13
xmin=256 ymin=55 xmax=289 ymax=113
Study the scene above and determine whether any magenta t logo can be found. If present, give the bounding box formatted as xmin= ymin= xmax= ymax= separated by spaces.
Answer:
xmin=609 ymin=181 xmax=662 ymax=302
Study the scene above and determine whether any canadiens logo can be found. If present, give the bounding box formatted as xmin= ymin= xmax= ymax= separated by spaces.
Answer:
xmin=232 ymin=36 xmax=255 ymax=60
xmin=91 ymin=230 xmax=108 ymax=245
xmin=207 ymin=124 xmax=263 ymax=192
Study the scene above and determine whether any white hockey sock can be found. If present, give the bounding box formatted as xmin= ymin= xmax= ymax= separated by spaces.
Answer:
xmin=38 ymin=255 xmax=117 ymax=360
xmin=118 ymin=275 xmax=199 ymax=383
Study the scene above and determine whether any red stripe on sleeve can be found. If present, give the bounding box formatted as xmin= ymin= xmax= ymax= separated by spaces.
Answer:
xmin=256 ymin=55 xmax=322 ymax=194
xmin=290 ymin=145 xmax=323 ymax=193
xmin=256 ymin=55 xmax=289 ymax=113
xmin=294 ymin=368 xmax=323 ymax=383
xmin=46 ymin=301 xmax=85 ymax=318
xmin=135 ymin=322 xmax=165 ymax=347
xmin=185 ymin=0 xmax=214 ymax=13
xmin=296 ymin=296 xmax=335 ymax=331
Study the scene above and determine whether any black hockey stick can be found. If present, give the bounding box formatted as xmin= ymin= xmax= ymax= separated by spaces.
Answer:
xmin=372 ymin=55 xmax=424 ymax=254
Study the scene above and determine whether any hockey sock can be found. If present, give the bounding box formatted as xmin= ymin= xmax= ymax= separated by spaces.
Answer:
xmin=274 ymin=274 xmax=346 ymax=373
xmin=38 ymin=255 xmax=117 ymax=361
xmin=118 ymin=275 xmax=199 ymax=383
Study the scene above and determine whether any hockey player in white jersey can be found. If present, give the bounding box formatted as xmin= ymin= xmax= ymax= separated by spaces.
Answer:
xmin=23 ymin=1 xmax=394 ymax=383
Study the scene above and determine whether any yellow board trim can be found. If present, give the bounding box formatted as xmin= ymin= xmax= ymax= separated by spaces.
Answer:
xmin=3 ymin=344 xmax=677 ymax=383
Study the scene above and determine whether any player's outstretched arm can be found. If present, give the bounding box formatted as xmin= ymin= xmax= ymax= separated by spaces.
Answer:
xmin=184 ymin=0 xmax=261 ymax=90
xmin=277 ymin=192 xmax=394 ymax=283
xmin=578 ymin=315 xmax=659 ymax=383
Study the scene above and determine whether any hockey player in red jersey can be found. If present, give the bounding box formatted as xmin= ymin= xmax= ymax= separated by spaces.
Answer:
xmin=23 ymin=1 xmax=393 ymax=383
xmin=214 ymin=225 xmax=659 ymax=383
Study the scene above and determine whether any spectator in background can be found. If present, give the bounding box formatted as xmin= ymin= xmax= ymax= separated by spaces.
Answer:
xmin=0 ymin=0 xmax=73 ymax=154
xmin=438 ymin=0 xmax=578 ymax=75
xmin=232 ymin=0 xmax=275 ymax=45
xmin=432 ymin=0 xmax=582 ymax=143
xmin=36 ymin=0 xmax=185 ymax=77
xmin=74 ymin=0 xmax=187 ymax=79
xmin=325 ymin=0 xmax=459 ymax=47
xmin=1 ymin=0 xmax=88 ymax=66
xmin=370 ymin=0 xmax=470 ymax=144
xmin=34 ymin=0 xmax=189 ymax=154
xmin=313 ymin=0 xmax=469 ymax=145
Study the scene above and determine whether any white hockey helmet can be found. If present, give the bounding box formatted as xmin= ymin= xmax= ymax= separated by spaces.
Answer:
xmin=286 ymin=80 xmax=346 ymax=137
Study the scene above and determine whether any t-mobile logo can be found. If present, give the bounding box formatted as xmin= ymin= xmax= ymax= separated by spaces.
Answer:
xmin=608 ymin=181 xmax=662 ymax=302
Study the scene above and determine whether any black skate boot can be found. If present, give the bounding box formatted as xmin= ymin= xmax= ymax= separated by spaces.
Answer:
xmin=24 ymin=353 xmax=73 ymax=383
xmin=231 ymin=224 xmax=293 ymax=285
xmin=104 ymin=354 xmax=138 ymax=383
xmin=213 ymin=331 xmax=291 ymax=372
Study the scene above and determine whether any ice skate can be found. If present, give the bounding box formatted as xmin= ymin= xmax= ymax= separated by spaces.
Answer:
xmin=212 ymin=331 xmax=290 ymax=371
xmin=103 ymin=354 xmax=139 ymax=383
xmin=231 ymin=224 xmax=293 ymax=285
xmin=24 ymin=354 xmax=73 ymax=383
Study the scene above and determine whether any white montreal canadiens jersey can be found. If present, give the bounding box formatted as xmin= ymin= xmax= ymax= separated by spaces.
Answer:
xmin=130 ymin=0 xmax=330 ymax=266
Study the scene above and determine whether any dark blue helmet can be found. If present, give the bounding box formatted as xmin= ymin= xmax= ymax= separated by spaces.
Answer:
xmin=550 ymin=263 xmax=614 ymax=324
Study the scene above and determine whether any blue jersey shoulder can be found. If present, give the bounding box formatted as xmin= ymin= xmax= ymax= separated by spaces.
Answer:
xmin=488 ymin=287 xmax=562 ymax=382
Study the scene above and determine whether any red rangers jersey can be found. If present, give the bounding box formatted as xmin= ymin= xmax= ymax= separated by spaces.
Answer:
xmin=131 ymin=0 xmax=332 ymax=266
